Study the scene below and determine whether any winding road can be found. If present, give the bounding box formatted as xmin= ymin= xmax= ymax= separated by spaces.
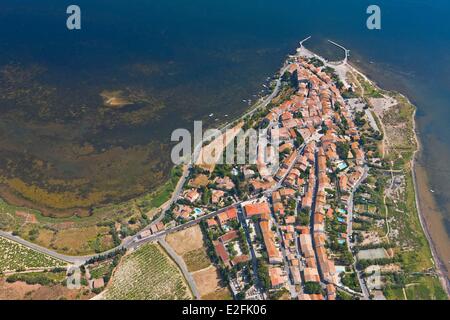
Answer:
xmin=0 ymin=60 xmax=292 ymax=267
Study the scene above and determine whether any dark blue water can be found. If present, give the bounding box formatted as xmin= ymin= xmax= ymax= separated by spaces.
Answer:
xmin=0 ymin=0 xmax=449 ymax=257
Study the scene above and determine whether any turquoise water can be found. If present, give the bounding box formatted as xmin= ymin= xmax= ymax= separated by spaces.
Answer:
xmin=0 ymin=1 xmax=449 ymax=236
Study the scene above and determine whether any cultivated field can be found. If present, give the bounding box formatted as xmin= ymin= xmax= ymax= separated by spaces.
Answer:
xmin=101 ymin=243 xmax=192 ymax=300
xmin=166 ymin=225 xmax=231 ymax=299
xmin=0 ymin=236 xmax=65 ymax=273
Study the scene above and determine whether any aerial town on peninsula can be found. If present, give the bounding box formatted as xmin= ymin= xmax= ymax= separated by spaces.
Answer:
xmin=121 ymin=42 xmax=442 ymax=300
xmin=0 ymin=41 xmax=446 ymax=301
xmin=169 ymin=46 xmax=372 ymax=300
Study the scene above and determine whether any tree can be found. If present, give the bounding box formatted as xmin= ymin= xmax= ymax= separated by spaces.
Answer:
xmin=304 ymin=281 xmax=324 ymax=295
xmin=294 ymin=135 xmax=304 ymax=148
xmin=236 ymin=292 xmax=246 ymax=300
xmin=201 ymin=187 xmax=211 ymax=205
xmin=336 ymin=142 xmax=350 ymax=160
xmin=256 ymin=258 xmax=270 ymax=291
xmin=290 ymin=70 xmax=299 ymax=89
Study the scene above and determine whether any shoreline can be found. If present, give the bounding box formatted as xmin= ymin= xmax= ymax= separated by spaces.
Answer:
xmin=411 ymin=117 xmax=450 ymax=295
xmin=414 ymin=114 xmax=450 ymax=297
xmin=345 ymin=60 xmax=450 ymax=297
xmin=1 ymin=41 xmax=449 ymax=299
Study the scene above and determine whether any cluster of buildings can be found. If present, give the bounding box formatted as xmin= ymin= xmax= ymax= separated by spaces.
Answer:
xmin=138 ymin=221 xmax=165 ymax=240
xmin=206 ymin=207 xmax=251 ymax=268
xmin=236 ymin=57 xmax=368 ymax=299
xmin=170 ymin=54 xmax=372 ymax=300
xmin=172 ymin=174 xmax=237 ymax=220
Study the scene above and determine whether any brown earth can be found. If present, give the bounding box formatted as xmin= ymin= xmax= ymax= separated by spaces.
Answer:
xmin=192 ymin=266 xmax=223 ymax=298
xmin=0 ymin=279 xmax=93 ymax=300
xmin=165 ymin=225 xmax=204 ymax=256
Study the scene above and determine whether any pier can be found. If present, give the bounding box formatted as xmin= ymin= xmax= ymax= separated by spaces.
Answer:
xmin=327 ymin=39 xmax=350 ymax=64
xmin=299 ymin=36 xmax=312 ymax=48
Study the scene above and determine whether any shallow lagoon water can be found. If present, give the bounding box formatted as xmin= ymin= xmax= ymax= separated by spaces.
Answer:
xmin=0 ymin=1 xmax=449 ymax=272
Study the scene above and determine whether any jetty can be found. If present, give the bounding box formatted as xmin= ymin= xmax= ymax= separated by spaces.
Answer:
xmin=327 ymin=39 xmax=350 ymax=64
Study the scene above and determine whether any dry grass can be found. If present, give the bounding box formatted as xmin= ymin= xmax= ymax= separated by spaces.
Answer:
xmin=201 ymin=287 xmax=233 ymax=300
xmin=182 ymin=248 xmax=211 ymax=272
xmin=0 ymin=278 xmax=40 ymax=300
xmin=196 ymin=123 xmax=243 ymax=172
xmin=166 ymin=225 xmax=204 ymax=256
xmin=52 ymin=226 xmax=109 ymax=255
xmin=35 ymin=229 xmax=55 ymax=248
xmin=192 ymin=265 xmax=222 ymax=297
xmin=189 ymin=174 xmax=209 ymax=188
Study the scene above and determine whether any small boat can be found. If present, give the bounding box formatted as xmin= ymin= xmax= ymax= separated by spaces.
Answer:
xmin=430 ymin=189 xmax=435 ymax=193
xmin=209 ymin=113 xmax=214 ymax=117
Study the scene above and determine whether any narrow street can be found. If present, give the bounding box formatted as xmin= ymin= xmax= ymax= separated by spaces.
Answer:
xmin=237 ymin=206 xmax=265 ymax=299
xmin=346 ymin=165 xmax=370 ymax=299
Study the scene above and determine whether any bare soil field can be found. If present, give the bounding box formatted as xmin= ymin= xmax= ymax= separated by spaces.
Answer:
xmin=0 ymin=279 xmax=92 ymax=300
xmin=192 ymin=265 xmax=224 ymax=298
xmin=166 ymin=225 xmax=204 ymax=255
xmin=201 ymin=287 xmax=233 ymax=300
xmin=182 ymin=248 xmax=211 ymax=272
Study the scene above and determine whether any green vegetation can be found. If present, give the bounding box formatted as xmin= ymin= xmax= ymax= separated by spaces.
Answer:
xmin=135 ymin=165 xmax=183 ymax=212
xmin=353 ymin=71 xmax=446 ymax=299
xmin=0 ymin=236 xmax=65 ymax=272
xmin=336 ymin=142 xmax=350 ymax=160
xmin=256 ymin=258 xmax=270 ymax=291
xmin=404 ymin=275 xmax=447 ymax=300
xmin=308 ymin=57 xmax=324 ymax=68
xmin=303 ymin=281 xmax=324 ymax=295
xmin=358 ymin=75 xmax=383 ymax=98
xmin=182 ymin=248 xmax=211 ymax=272
xmin=103 ymin=243 xmax=192 ymax=300
xmin=6 ymin=270 xmax=66 ymax=286
xmin=89 ymin=263 xmax=110 ymax=279
xmin=341 ymin=272 xmax=361 ymax=292
xmin=336 ymin=290 xmax=356 ymax=300
xmin=0 ymin=165 xmax=184 ymax=256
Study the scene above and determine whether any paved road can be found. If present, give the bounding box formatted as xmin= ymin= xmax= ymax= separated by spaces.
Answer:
xmin=0 ymin=60 xmax=292 ymax=267
xmin=299 ymin=36 xmax=312 ymax=48
xmin=142 ymin=165 xmax=190 ymax=231
xmin=346 ymin=165 xmax=370 ymax=299
xmin=158 ymin=238 xmax=201 ymax=299
xmin=274 ymin=223 xmax=298 ymax=299
xmin=0 ymin=230 xmax=96 ymax=265
xmin=237 ymin=206 xmax=265 ymax=298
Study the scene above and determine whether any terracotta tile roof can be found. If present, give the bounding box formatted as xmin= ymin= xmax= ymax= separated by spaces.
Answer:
xmin=214 ymin=241 xmax=230 ymax=266
xmin=244 ymin=201 xmax=271 ymax=218
xmin=219 ymin=230 xmax=239 ymax=243
xmin=217 ymin=207 xmax=238 ymax=225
